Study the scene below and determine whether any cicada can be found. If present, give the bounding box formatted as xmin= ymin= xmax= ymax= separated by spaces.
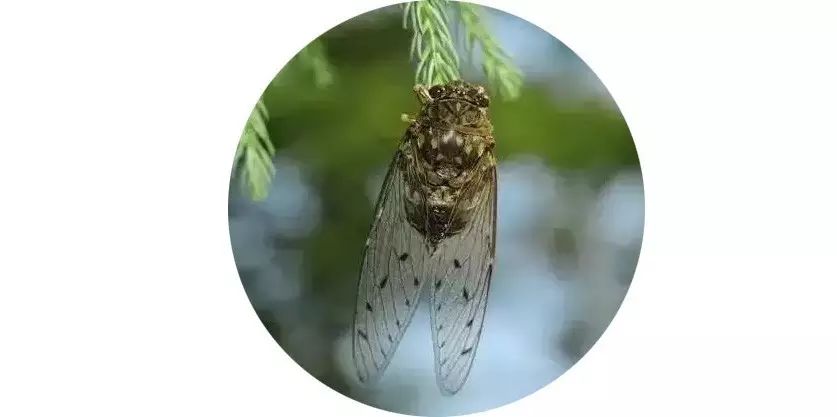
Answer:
xmin=352 ymin=80 xmax=497 ymax=395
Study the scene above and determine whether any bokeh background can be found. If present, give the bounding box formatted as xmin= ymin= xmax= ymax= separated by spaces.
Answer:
xmin=228 ymin=3 xmax=643 ymax=416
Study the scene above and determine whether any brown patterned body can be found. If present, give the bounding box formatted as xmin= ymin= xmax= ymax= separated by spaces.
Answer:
xmin=398 ymin=81 xmax=496 ymax=247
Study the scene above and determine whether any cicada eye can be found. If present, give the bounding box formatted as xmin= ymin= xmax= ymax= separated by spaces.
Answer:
xmin=476 ymin=95 xmax=490 ymax=108
xmin=429 ymin=86 xmax=444 ymax=99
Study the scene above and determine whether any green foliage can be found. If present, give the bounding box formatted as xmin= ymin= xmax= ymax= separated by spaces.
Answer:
xmin=233 ymin=41 xmax=335 ymax=201
xmin=403 ymin=0 xmax=460 ymax=85
xmin=234 ymin=98 xmax=274 ymax=201
xmin=402 ymin=0 xmax=523 ymax=100
xmin=296 ymin=39 xmax=334 ymax=89
xmin=455 ymin=2 xmax=523 ymax=100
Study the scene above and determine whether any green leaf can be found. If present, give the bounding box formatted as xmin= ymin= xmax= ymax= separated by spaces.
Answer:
xmin=234 ymin=97 xmax=275 ymax=201
xmin=403 ymin=0 xmax=461 ymax=86
xmin=297 ymin=39 xmax=334 ymax=89
xmin=455 ymin=2 xmax=523 ymax=100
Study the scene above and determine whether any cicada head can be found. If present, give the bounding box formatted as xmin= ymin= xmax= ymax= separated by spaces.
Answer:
xmin=415 ymin=81 xmax=492 ymax=132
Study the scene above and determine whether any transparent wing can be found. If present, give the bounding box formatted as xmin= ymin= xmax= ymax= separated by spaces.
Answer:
xmin=429 ymin=163 xmax=497 ymax=394
xmin=352 ymin=149 xmax=430 ymax=385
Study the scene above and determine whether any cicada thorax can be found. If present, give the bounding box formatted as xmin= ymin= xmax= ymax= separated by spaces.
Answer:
xmin=401 ymin=109 xmax=494 ymax=246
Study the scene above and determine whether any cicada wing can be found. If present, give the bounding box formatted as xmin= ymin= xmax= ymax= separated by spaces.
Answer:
xmin=429 ymin=162 xmax=497 ymax=395
xmin=352 ymin=149 xmax=430 ymax=385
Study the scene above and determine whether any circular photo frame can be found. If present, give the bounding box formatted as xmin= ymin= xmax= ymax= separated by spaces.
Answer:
xmin=228 ymin=2 xmax=643 ymax=415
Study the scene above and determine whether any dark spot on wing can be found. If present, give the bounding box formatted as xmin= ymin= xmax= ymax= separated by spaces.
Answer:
xmin=441 ymin=358 xmax=448 ymax=366
xmin=413 ymin=277 xmax=420 ymax=286
xmin=358 ymin=374 xmax=366 ymax=383
xmin=466 ymin=318 xmax=474 ymax=327
xmin=399 ymin=252 xmax=409 ymax=261
xmin=437 ymin=324 xmax=443 ymax=331
xmin=454 ymin=259 xmax=461 ymax=268
xmin=435 ymin=279 xmax=442 ymax=290
xmin=440 ymin=341 xmax=446 ymax=348
xmin=436 ymin=303 xmax=442 ymax=312
xmin=378 ymin=275 xmax=389 ymax=289
xmin=405 ymin=298 xmax=411 ymax=306
xmin=357 ymin=329 xmax=368 ymax=340
xmin=462 ymin=287 xmax=470 ymax=301
xmin=365 ymin=302 xmax=373 ymax=312
xmin=396 ymin=319 xmax=401 ymax=327
xmin=388 ymin=334 xmax=393 ymax=343
xmin=461 ymin=347 xmax=473 ymax=355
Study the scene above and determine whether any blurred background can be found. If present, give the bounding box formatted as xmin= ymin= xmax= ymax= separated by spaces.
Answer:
xmin=228 ymin=3 xmax=643 ymax=416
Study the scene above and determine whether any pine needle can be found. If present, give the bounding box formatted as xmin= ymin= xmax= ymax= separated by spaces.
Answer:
xmin=403 ymin=0 xmax=461 ymax=85
xmin=234 ymin=98 xmax=275 ymax=201
xmin=456 ymin=2 xmax=523 ymax=100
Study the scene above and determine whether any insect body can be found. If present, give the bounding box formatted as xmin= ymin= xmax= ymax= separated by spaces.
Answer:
xmin=352 ymin=80 xmax=497 ymax=395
